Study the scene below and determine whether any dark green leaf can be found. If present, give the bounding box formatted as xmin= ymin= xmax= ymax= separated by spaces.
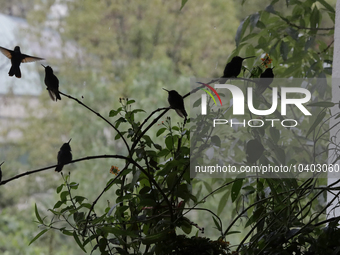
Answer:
xmin=235 ymin=17 xmax=250 ymax=47
xmin=249 ymin=13 xmax=260 ymax=29
xmin=56 ymin=184 xmax=64 ymax=194
xmin=60 ymin=191 xmax=69 ymax=202
xmin=165 ymin=136 xmax=174 ymax=151
xmin=73 ymin=231 xmax=87 ymax=253
xmin=269 ymin=127 xmax=280 ymax=144
xmin=156 ymin=128 xmax=167 ymax=137
xmin=231 ymin=178 xmax=244 ymax=202
xmin=212 ymin=216 xmax=222 ymax=231
xmin=307 ymin=101 xmax=334 ymax=107
xmin=265 ymin=5 xmax=276 ymax=14
xmin=217 ymin=191 xmax=229 ymax=216
xmin=53 ymin=201 xmax=64 ymax=209
xmin=280 ymin=41 xmax=289 ymax=61
xmin=126 ymin=99 xmax=135 ymax=105
xmin=306 ymin=111 xmax=326 ymax=138
xmin=318 ymin=0 xmax=335 ymax=13
xmin=211 ymin=135 xmax=221 ymax=147
xmin=34 ymin=204 xmax=43 ymax=224
xmin=180 ymin=0 xmax=188 ymax=11
xmin=29 ymin=229 xmax=49 ymax=245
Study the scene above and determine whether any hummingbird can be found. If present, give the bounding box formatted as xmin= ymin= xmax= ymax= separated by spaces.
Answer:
xmin=0 ymin=46 xmax=44 ymax=78
xmin=221 ymin=56 xmax=255 ymax=79
xmin=257 ymin=67 xmax=275 ymax=95
xmin=0 ymin=161 xmax=4 ymax=182
xmin=163 ymin=88 xmax=187 ymax=119
xmin=42 ymin=65 xmax=61 ymax=101
xmin=56 ymin=139 xmax=72 ymax=172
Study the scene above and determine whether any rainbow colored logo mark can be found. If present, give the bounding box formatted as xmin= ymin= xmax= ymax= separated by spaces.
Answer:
xmin=197 ymin=82 xmax=222 ymax=106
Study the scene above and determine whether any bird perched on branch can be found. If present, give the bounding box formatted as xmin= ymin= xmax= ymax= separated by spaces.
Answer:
xmin=163 ymin=88 xmax=187 ymax=119
xmin=0 ymin=46 xmax=44 ymax=78
xmin=221 ymin=56 xmax=255 ymax=80
xmin=56 ymin=139 xmax=72 ymax=172
xmin=257 ymin=67 xmax=275 ymax=95
xmin=42 ymin=65 xmax=61 ymax=101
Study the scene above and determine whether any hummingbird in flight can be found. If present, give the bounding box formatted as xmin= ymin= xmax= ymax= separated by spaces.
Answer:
xmin=221 ymin=56 xmax=255 ymax=79
xmin=42 ymin=64 xmax=61 ymax=101
xmin=163 ymin=88 xmax=187 ymax=119
xmin=56 ymin=139 xmax=72 ymax=172
xmin=0 ymin=46 xmax=44 ymax=78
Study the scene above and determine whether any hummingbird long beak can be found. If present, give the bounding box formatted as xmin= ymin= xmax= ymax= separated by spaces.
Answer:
xmin=243 ymin=56 xmax=256 ymax=60
xmin=41 ymin=64 xmax=46 ymax=68
xmin=272 ymin=66 xmax=275 ymax=69
xmin=0 ymin=161 xmax=4 ymax=166
xmin=68 ymin=138 xmax=72 ymax=144
xmin=162 ymin=88 xmax=169 ymax=92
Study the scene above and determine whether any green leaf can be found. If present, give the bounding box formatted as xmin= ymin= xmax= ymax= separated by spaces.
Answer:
xmin=156 ymin=128 xmax=167 ymax=137
xmin=69 ymin=182 xmax=79 ymax=189
xmin=211 ymin=135 xmax=221 ymax=147
xmin=34 ymin=204 xmax=43 ymax=224
xmin=180 ymin=0 xmax=188 ymax=11
xmin=109 ymin=107 xmax=122 ymax=117
xmin=165 ymin=136 xmax=174 ymax=151
xmin=307 ymin=102 xmax=335 ymax=107
xmin=29 ymin=229 xmax=49 ymax=245
xmin=60 ymin=191 xmax=69 ymax=202
xmin=158 ymin=149 xmax=170 ymax=157
xmin=73 ymin=231 xmax=87 ymax=253
xmin=193 ymin=98 xmax=201 ymax=108
xmin=56 ymin=184 xmax=64 ymax=194
xmin=53 ymin=201 xmax=64 ymax=209
xmin=306 ymin=111 xmax=326 ymax=138
xmin=212 ymin=216 xmax=222 ymax=231
xmin=280 ymin=41 xmax=289 ymax=61
xmin=217 ymin=191 xmax=229 ymax=216
xmin=180 ymin=218 xmax=192 ymax=234
xmin=235 ymin=16 xmax=250 ymax=47
xmin=318 ymin=0 xmax=335 ymax=13
xmin=310 ymin=6 xmax=320 ymax=30
xmin=269 ymin=127 xmax=280 ymax=144
xmin=231 ymin=178 xmax=244 ymax=202
xmin=126 ymin=99 xmax=136 ymax=105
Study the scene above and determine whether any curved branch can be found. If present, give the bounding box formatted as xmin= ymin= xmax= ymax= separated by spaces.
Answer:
xmin=59 ymin=91 xmax=131 ymax=154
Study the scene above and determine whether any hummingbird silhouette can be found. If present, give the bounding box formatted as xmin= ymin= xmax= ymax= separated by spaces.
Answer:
xmin=56 ymin=139 xmax=72 ymax=172
xmin=0 ymin=46 xmax=44 ymax=78
xmin=257 ymin=67 xmax=275 ymax=95
xmin=221 ymin=56 xmax=255 ymax=79
xmin=163 ymin=88 xmax=187 ymax=119
xmin=0 ymin=161 xmax=4 ymax=182
xmin=42 ymin=65 xmax=61 ymax=101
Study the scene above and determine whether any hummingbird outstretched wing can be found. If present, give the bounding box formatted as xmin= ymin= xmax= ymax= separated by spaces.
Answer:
xmin=21 ymin=54 xmax=44 ymax=63
xmin=0 ymin=46 xmax=13 ymax=59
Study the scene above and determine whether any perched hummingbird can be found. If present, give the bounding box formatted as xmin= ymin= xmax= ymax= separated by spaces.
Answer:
xmin=0 ymin=46 xmax=44 ymax=78
xmin=163 ymin=88 xmax=187 ymax=119
xmin=0 ymin=161 xmax=4 ymax=182
xmin=42 ymin=65 xmax=61 ymax=101
xmin=257 ymin=67 xmax=275 ymax=95
xmin=222 ymin=56 xmax=255 ymax=79
xmin=55 ymin=139 xmax=72 ymax=172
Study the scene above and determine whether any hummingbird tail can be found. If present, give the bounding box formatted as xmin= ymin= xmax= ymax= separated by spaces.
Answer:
xmin=175 ymin=109 xmax=187 ymax=118
xmin=48 ymin=89 xmax=56 ymax=101
xmin=9 ymin=66 xmax=21 ymax=78
xmin=55 ymin=164 xmax=64 ymax=172
xmin=56 ymin=91 xmax=61 ymax=101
